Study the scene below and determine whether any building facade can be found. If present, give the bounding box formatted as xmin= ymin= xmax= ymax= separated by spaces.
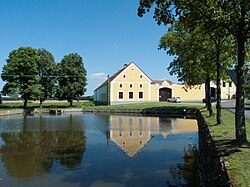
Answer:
xmin=94 ymin=62 xmax=236 ymax=105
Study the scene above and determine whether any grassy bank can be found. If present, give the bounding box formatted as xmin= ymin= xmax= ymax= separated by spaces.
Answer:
xmin=0 ymin=101 xmax=200 ymax=110
xmin=200 ymin=108 xmax=250 ymax=187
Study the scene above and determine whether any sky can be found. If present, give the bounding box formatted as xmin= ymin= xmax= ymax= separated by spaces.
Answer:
xmin=0 ymin=0 xmax=176 ymax=96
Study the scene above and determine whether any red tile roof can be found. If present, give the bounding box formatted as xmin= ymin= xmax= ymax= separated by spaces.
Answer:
xmin=152 ymin=79 xmax=173 ymax=85
xmin=94 ymin=63 xmax=132 ymax=91
xmin=94 ymin=62 xmax=172 ymax=91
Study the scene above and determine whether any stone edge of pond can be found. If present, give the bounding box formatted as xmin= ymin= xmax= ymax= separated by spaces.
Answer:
xmin=0 ymin=107 xmax=232 ymax=186
xmin=195 ymin=110 xmax=232 ymax=187
xmin=0 ymin=108 xmax=85 ymax=116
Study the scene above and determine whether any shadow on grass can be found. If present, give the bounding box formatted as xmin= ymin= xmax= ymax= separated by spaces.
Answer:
xmin=214 ymin=138 xmax=250 ymax=157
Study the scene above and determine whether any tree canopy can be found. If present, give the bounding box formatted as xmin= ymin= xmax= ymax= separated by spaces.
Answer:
xmin=1 ymin=47 xmax=42 ymax=108
xmin=57 ymin=53 xmax=87 ymax=106
xmin=1 ymin=47 xmax=88 ymax=108
xmin=138 ymin=0 xmax=249 ymax=143
xmin=37 ymin=49 xmax=58 ymax=107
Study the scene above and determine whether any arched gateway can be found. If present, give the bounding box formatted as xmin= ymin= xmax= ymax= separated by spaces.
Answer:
xmin=159 ymin=88 xmax=172 ymax=101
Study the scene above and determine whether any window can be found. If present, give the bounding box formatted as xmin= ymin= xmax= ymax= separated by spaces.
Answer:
xmin=123 ymin=75 xmax=126 ymax=78
xmin=140 ymin=84 xmax=142 ymax=88
xmin=129 ymin=92 xmax=133 ymax=99
xmin=140 ymin=75 xmax=143 ymax=78
xmin=223 ymin=81 xmax=226 ymax=87
xmin=139 ymin=92 xmax=143 ymax=99
xmin=119 ymin=84 xmax=122 ymax=88
xmin=229 ymin=82 xmax=232 ymax=87
xmin=130 ymin=84 xmax=133 ymax=88
xmin=119 ymin=92 xmax=123 ymax=99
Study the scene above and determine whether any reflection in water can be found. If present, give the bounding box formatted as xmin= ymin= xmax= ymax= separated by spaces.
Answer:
xmin=0 ymin=113 xmax=198 ymax=187
xmin=109 ymin=115 xmax=197 ymax=157
xmin=0 ymin=115 xmax=86 ymax=179
xmin=166 ymin=144 xmax=199 ymax=186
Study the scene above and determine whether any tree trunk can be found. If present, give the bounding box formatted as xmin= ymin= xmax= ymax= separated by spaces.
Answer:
xmin=24 ymin=98 xmax=28 ymax=109
xmin=205 ymin=80 xmax=208 ymax=108
xmin=40 ymin=98 xmax=43 ymax=108
xmin=70 ymin=100 xmax=73 ymax=107
xmin=235 ymin=36 xmax=247 ymax=144
xmin=216 ymin=49 xmax=222 ymax=124
xmin=205 ymin=77 xmax=213 ymax=116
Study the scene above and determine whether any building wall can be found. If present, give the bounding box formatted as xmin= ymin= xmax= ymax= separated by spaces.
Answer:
xmin=171 ymin=84 xmax=206 ymax=100
xmin=94 ymin=85 xmax=108 ymax=104
xmin=95 ymin=62 xmax=237 ymax=104
xmin=150 ymin=84 xmax=160 ymax=101
xmin=221 ymin=81 xmax=236 ymax=99
xmin=111 ymin=64 xmax=152 ymax=105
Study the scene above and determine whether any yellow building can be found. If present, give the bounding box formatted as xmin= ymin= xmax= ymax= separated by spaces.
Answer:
xmin=94 ymin=62 xmax=236 ymax=105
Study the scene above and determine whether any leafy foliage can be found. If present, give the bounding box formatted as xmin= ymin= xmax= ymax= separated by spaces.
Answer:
xmin=57 ymin=53 xmax=87 ymax=106
xmin=1 ymin=47 xmax=42 ymax=108
xmin=37 ymin=49 xmax=58 ymax=106
xmin=138 ymin=0 xmax=250 ymax=143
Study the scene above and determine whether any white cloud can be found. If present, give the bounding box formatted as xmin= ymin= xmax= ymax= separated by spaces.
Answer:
xmin=90 ymin=72 xmax=107 ymax=80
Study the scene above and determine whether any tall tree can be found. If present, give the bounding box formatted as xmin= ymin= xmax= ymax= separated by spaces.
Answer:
xmin=57 ymin=53 xmax=87 ymax=106
xmin=159 ymin=23 xmax=216 ymax=116
xmin=37 ymin=49 xmax=58 ymax=108
xmin=1 ymin=47 xmax=42 ymax=109
xmin=138 ymin=0 xmax=250 ymax=143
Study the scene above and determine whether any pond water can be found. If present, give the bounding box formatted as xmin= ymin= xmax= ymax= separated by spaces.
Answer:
xmin=0 ymin=113 xmax=199 ymax=187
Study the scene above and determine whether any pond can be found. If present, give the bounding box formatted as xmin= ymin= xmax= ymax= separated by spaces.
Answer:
xmin=0 ymin=113 xmax=199 ymax=187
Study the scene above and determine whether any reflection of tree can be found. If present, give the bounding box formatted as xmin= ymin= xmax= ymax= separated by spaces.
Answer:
xmin=0 ymin=115 xmax=86 ymax=179
xmin=50 ymin=131 xmax=86 ymax=168
xmin=166 ymin=144 xmax=199 ymax=187
xmin=0 ymin=132 xmax=53 ymax=179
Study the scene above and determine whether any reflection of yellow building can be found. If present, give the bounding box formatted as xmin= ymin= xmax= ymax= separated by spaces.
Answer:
xmin=160 ymin=118 xmax=198 ymax=138
xmin=109 ymin=115 xmax=198 ymax=157
xmin=94 ymin=62 xmax=237 ymax=104
xmin=110 ymin=115 xmax=159 ymax=157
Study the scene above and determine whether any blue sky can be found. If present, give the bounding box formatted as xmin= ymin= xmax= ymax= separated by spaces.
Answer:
xmin=0 ymin=0 xmax=175 ymax=96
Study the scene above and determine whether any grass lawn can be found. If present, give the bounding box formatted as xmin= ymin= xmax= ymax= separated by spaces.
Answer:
xmin=0 ymin=100 xmax=95 ymax=110
xmin=244 ymin=101 xmax=250 ymax=105
xmin=92 ymin=101 xmax=202 ymax=109
xmin=0 ymin=101 xmax=201 ymax=110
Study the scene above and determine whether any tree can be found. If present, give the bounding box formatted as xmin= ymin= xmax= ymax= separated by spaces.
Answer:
xmin=57 ymin=53 xmax=87 ymax=106
xmin=138 ymin=0 xmax=250 ymax=143
xmin=37 ymin=49 xmax=58 ymax=108
xmin=1 ymin=47 xmax=42 ymax=109
xmin=159 ymin=23 xmax=217 ymax=116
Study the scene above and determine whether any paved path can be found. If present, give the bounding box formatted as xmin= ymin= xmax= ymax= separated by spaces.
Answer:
xmin=221 ymin=99 xmax=250 ymax=120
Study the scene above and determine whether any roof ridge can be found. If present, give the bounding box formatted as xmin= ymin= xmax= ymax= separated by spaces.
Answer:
xmin=94 ymin=62 xmax=133 ymax=91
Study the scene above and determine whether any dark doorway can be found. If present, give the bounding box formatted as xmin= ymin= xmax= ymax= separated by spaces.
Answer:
xmin=159 ymin=88 xmax=172 ymax=101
